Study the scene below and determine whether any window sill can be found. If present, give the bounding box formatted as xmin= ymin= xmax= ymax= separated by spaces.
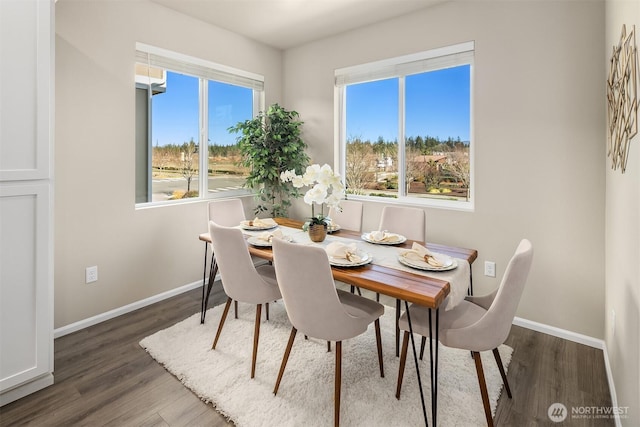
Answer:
xmin=345 ymin=193 xmax=474 ymax=213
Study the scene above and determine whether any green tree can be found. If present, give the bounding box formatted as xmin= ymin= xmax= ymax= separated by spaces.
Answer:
xmin=345 ymin=137 xmax=375 ymax=194
xmin=229 ymin=104 xmax=309 ymax=217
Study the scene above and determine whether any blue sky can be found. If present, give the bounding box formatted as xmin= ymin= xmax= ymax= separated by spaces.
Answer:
xmin=346 ymin=65 xmax=470 ymax=143
xmin=151 ymin=65 xmax=470 ymax=146
xmin=151 ymin=73 xmax=252 ymax=147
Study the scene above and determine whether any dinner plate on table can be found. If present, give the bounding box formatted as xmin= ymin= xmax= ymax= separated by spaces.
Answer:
xmin=327 ymin=224 xmax=341 ymax=233
xmin=397 ymin=254 xmax=458 ymax=271
xmin=240 ymin=221 xmax=278 ymax=231
xmin=361 ymin=232 xmax=407 ymax=245
xmin=247 ymin=235 xmax=292 ymax=247
xmin=329 ymin=251 xmax=372 ymax=267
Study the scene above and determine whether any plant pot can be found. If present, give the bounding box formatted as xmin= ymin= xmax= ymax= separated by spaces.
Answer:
xmin=308 ymin=223 xmax=327 ymax=242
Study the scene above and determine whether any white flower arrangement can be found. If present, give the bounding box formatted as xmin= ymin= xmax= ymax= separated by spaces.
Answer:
xmin=281 ymin=164 xmax=345 ymax=225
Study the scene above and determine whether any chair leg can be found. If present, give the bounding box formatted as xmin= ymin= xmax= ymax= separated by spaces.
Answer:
xmin=493 ymin=348 xmax=512 ymax=398
xmin=395 ymin=299 xmax=401 ymax=357
xmin=212 ymin=297 xmax=232 ymax=349
xmin=328 ymin=341 xmax=331 ymax=352
xmin=349 ymin=285 xmax=363 ymax=296
xmin=251 ymin=304 xmax=262 ymax=379
xmin=374 ymin=319 xmax=384 ymax=378
xmin=200 ymin=244 xmax=209 ymax=324
xmin=472 ymin=351 xmax=494 ymax=427
xmin=234 ymin=300 xmax=238 ymax=319
xmin=201 ymin=251 xmax=218 ymax=324
xmin=265 ymin=302 xmax=270 ymax=321
xmin=396 ymin=331 xmax=410 ymax=399
xmin=274 ymin=327 xmax=297 ymax=395
xmin=376 ymin=292 xmax=380 ymax=302
xmin=335 ymin=341 xmax=342 ymax=427
xmin=419 ymin=336 xmax=426 ymax=360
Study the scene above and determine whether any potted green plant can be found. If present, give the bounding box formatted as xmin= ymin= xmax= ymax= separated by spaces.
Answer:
xmin=229 ymin=104 xmax=309 ymax=217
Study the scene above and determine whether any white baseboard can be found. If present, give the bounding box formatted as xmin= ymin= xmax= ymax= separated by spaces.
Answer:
xmin=513 ymin=316 xmax=604 ymax=349
xmin=601 ymin=341 xmax=622 ymax=427
xmin=54 ymin=279 xmax=207 ymax=339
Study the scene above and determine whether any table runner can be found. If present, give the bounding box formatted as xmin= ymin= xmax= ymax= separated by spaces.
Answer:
xmin=241 ymin=225 xmax=470 ymax=311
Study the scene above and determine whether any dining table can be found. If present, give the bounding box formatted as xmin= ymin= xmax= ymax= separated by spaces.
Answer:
xmin=199 ymin=217 xmax=478 ymax=426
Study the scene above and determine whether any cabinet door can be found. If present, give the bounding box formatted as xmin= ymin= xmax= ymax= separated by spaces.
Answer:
xmin=0 ymin=0 xmax=52 ymax=181
xmin=0 ymin=183 xmax=53 ymax=393
xmin=0 ymin=0 xmax=54 ymax=404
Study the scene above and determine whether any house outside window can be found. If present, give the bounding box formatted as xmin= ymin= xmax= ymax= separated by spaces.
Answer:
xmin=135 ymin=43 xmax=264 ymax=205
xmin=335 ymin=41 xmax=474 ymax=211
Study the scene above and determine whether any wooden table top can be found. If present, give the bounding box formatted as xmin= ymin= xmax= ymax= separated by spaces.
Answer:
xmin=200 ymin=217 xmax=478 ymax=309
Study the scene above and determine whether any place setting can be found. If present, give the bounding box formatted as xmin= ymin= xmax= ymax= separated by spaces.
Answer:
xmin=325 ymin=241 xmax=372 ymax=267
xmin=326 ymin=219 xmax=341 ymax=234
xmin=361 ymin=229 xmax=407 ymax=245
xmin=240 ymin=217 xmax=278 ymax=231
xmin=397 ymin=242 xmax=458 ymax=271
xmin=246 ymin=229 xmax=293 ymax=247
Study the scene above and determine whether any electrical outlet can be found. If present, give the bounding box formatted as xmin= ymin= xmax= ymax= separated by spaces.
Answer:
xmin=484 ymin=261 xmax=496 ymax=277
xmin=86 ymin=266 xmax=98 ymax=284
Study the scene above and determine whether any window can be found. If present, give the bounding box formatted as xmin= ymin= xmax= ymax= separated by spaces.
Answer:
xmin=135 ymin=43 xmax=264 ymax=205
xmin=335 ymin=42 xmax=474 ymax=210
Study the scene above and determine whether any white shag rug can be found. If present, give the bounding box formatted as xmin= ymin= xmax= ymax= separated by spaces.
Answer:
xmin=140 ymin=302 xmax=512 ymax=426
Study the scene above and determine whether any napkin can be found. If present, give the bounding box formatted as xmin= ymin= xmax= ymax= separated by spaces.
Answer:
xmin=256 ymin=229 xmax=284 ymax=242
xmin=399 ymin=242 xmax=446 ymax=267
xmin=368 ymin=230 xmax=401 ymax=243
xmin=243 ymin=217 xmax=277 ymax=228
xmin=325 ymin=241 xmax=362 ymax=263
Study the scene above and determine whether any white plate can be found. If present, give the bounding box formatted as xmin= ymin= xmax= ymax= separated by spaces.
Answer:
xmin=329 ymin=251 xmax=372 ymax=267
xmin=240 ymin=221 xmax=278 ymax=231
xmin=361 ymin=232 xmax=407 ymax=245
xmin=247 ymin=235 xmax=292 ymax=247
xmin=397 ymin=254 xmax=458 ymax=271
xmin=327 ymin=224 xmax=341 ymax=233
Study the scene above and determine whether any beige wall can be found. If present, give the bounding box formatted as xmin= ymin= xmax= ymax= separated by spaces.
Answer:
xmin=605 ymin=0 xmax=640 ymax=423
xmin=54 ymin=0 xmax=282 ymax=327
xmin=283 ymin=1 xmax=607 ymax=338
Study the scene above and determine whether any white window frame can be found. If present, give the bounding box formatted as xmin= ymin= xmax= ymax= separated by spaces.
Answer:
xmin=135 ymin=43 xmax=265 ymax=208
xmin=334 ymin=41 xmax=475 ymax=212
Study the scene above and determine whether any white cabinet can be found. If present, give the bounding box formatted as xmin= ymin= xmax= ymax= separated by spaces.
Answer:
xmin=0 ymin=0 xmax=54 ymax=406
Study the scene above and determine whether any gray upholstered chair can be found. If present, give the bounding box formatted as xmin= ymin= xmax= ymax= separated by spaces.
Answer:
xmin=328 ymin=199 xmax=363 ymax=232
xmin=201 ymin=198 xmax=247 ymax=322
xmin=208 ymin=220 xmax=282 ymax=379
xmin=377 ymin=205 xmax=426 ymax=355
xmin=395 ymin=239 xmax=533 ymax=427
xmin=378 ymin=205 xmax=426 ymax=243
xmin=271 ymin=238 xmax=385 ymax=427
xmin=208 ymin=197 xmax=246 ymax=227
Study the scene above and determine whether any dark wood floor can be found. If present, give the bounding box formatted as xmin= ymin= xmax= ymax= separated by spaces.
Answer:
xmin=0 ymin=284 xmax=613 ymax=426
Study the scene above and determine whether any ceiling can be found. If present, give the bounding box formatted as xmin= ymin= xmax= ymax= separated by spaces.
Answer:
xmin=149 ymin=0 xmax=445 ymax=50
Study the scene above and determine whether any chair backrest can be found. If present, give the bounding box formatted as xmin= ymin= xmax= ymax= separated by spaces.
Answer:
xmin=328 ymin=200 xmax=363 ymax=232
xmin=468 ymin=239 xmax=534 ymax=350
xmin=208 ymin=198 xmax=245 ymax=227
xmin=272 ymin=238 xmax=369 ymax=341
xmin=378 ymin=206 xmax=426 ymax=242
xmin=208 ymin=220 xmax=275 ymax=304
